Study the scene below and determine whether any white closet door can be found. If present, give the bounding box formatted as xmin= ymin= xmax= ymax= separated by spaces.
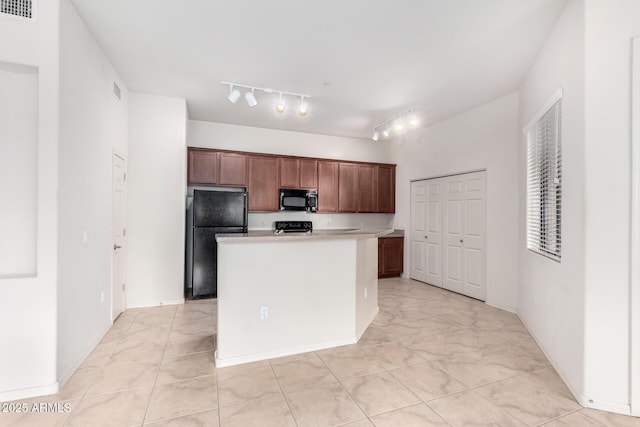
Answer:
xmin=410 ymin=181 xmax=429 ymax=283
xmin=443 ymin=171 xmax=486 ymax=300
xmin=411 ymin=179 xmax=444 ymax=286
xmin=443 ymin=177 xmax=465 ymax=294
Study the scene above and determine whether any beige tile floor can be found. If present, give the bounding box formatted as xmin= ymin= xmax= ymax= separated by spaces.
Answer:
xmin=2 ymin=278 xmax=640 ymax=426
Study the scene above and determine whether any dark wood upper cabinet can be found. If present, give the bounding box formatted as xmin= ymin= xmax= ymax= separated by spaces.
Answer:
xmin=247 ymin=155 xmax=279 ymax=212
xmin=187 ymin=147 xmax=395 ymax=213
xmin=317 ymin=161 xmax=338 ymax=212
xmin=377 ymin=164 xmax=395 ymax=213
xmin=338 ymin=163 xmax=358 ymax=213
xmin=188 ymin=149 xmax=218 ymax=185
xmin=279 ymin=158 xmax=299 ymax=188
xmin=218 ymin=152 xmax=247 ymax=186
xmin=299 ymin=159 xmax=318 ymax=189
xmin=357 ymin=164 xmax=377 ymax=213
xmin=279 ymin=158 xmax=317 ymax=189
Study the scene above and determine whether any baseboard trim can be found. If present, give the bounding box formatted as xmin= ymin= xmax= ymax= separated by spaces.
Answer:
xmin=518 ymin=314 xmax=634 ymax=416
xmin=126 ymin=298 xmax=185 ymax=309
xmin=0 ymin=382 xmax=59 ymax=403
xmin=215 ymin=337 xmax=357 ymax=368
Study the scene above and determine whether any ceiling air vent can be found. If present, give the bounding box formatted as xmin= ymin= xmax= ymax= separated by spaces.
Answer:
xmin=1 ymin=0 xmax=36 ymax=22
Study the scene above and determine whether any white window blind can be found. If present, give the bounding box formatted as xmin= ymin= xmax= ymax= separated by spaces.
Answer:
xmin=526 ymin=95 xmax=562 ymax=261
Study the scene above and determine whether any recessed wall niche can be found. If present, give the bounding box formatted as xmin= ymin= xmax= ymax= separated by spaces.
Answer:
xmin=0 ymin=61 xmax=38 ymax=278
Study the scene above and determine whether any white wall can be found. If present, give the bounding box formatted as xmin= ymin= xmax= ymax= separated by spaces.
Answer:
xmin=583 ymin=0 xmax=640 ymax=412
xmin=128 ymin=93 xmax=187 ymax=308
xmin=188 ymin=121 xmax=395 ymax=231
xmin=57 ymin=0 xmax=129 ymax=385
xmin=518 ymin=0 xmax=586 ymax=407
xmin=391 ymin=92 xmax=520 ymax=312
xmin=0 ymin=0 xmax=60 ymax=401
xmin=0 ymin=63 xmax=38 ymax=278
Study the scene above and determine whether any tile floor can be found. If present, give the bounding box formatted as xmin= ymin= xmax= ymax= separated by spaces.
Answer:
xmin=2 ymin=278 xmax=639 ymax=426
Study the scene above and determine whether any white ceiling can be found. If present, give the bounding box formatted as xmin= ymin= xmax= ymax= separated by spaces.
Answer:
xmin=70 ymin=0 xmax=566 ymax=140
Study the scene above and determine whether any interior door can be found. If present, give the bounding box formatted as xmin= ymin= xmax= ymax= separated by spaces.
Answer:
xmin=443 ymin=178 xmax=465 ymax=294
xmin=424 ymin=180 xmax=444 ymax=286
xmin=442 ymin=171 xmax=486 ymax=300
xmin=410 ymin=181 xmax=429 ymax=282
xmin=461 ymin=172 xmax=486 ymax=300
xmin=112 ymin=153 xmax=127 ymax=321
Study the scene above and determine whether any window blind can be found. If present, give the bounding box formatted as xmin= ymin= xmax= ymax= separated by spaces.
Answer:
xmin=526 ymin=98 xmax=562 ymax=261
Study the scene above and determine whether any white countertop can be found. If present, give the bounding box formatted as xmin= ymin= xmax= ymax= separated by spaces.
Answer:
xmin=215 ymin=228 xmax=395 ymax=243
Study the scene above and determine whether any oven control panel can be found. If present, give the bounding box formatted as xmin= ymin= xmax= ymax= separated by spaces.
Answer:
xmin=274 ymin=221 xmax=313 ymax=233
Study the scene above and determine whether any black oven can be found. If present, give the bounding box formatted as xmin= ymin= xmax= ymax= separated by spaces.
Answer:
xmin=279 ymin=189 xmax=318 ymax=212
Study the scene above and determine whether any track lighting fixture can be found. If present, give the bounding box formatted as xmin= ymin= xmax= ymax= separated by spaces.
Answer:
xmin=227 ymin=85 xmax=242 ymax=104
xmin=276 ymin=93 xmax=285 ymax=113
xmin=372 ymin=109 xmax=420 ymax=141
xmin=245 ymin=88 xmax=257 ymax=107
xmin=221 ymin=82 xmax=310 ymax=116
xmin=299 ymin=96 xmax=308 ymax=116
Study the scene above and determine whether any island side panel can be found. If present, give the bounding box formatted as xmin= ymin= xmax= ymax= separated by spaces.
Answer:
xmin=216 ymin=238 xmax=357 ymax=366
xmin=356 ymin=237 xmax=380 ymax=339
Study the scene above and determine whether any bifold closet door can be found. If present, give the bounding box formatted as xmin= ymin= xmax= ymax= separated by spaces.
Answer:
xmin=442 ymin=171 xmax=486 ymax=300
xmin=410 ymin=171 xmax=486 ymax=301
xmin=410 ymin=179 xmax=443 ymax=286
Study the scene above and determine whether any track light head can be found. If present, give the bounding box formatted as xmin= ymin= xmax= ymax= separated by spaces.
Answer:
xmin=227 ymin=85 xmax=241 ymax=104
xmin=245 ymin=89 xmax=257 ymax=107
xmin=394 ymin=119 xmax=405 ymax=132
xmin=276 ymin=93 xmax=285 ymax=113
xmin=372 ymin=131 xmax=380 ymax=141
xmin=299 ymin=96 xmax=308 ymax=116
xmin=409 ymin=112 xmax=419 ymax=127
xmin=382 ymin=125 xmax=391 ymax=138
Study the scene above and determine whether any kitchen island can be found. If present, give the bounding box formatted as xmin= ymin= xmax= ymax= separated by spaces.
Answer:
xmin=214 ymin=229 xmax=392 ymax=367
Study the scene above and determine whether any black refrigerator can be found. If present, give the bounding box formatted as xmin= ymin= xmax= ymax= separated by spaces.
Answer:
xmin=186 ymin=189 xmax=248 ymax=298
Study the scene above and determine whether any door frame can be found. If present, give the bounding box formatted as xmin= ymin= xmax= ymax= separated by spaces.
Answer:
xmin=630 ymin=35 xmax=640 ymax=417
xmin=112 ymin=150 xmax=127 ymax=321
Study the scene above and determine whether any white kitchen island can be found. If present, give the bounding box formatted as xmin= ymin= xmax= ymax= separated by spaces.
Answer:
xmin=214 ymin=229 xmax=391 ymax=367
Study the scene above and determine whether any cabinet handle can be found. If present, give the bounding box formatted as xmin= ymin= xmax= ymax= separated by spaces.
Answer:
xmin=424 ymin=236 xmax=428 ymax=239
xmin=459 ymin=239 xmax=463 ymax=243
xmin=113 ymin=244 xmax=122 ymax=250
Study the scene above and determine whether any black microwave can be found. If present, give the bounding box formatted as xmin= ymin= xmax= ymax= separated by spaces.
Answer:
xmin=279 ymin=189 xmax=318 ymax=212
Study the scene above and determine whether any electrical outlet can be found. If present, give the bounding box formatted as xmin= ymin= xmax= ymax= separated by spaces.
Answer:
xmin=100 ymin=291 xmax=104 ymax=303
xmin=82 ymin=230 xmax=88 ymax=244
xmin=260 ymin=306 xmax=269 ymax=320
xmin=364 ymin=288 xmax=368 ymax=299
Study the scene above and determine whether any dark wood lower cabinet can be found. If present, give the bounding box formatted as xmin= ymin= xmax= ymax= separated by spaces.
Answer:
xmin=378 ymin=236 xmax=404 ymax=278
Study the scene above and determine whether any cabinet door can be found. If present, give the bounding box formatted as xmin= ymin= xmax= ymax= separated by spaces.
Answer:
xmin=338 ymin=163 xmax=358 ymax=213
xmin=218 ymin=152 xmax=247 ymax=186
xmin=317 ymin=161 xmax=338 ymax=212
xmin=279 ymin=158 xmax=299 ymax=188
xmin=377 ymin=165 xmax=395 ymax=213
xmin=188 ymin=149 xmax=218 ymax=184
xmin=379 ymin=237 xmax=404 ymax=278
xmin=357 ymin=164 xmax=377 ymax=213
xmin=299 ymin=159 xmax=318 ymax=189
xmin=248 ymin=155 xmax=279 ymax=211
xmin=378 ymin=239 xmax=384 ymax=277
